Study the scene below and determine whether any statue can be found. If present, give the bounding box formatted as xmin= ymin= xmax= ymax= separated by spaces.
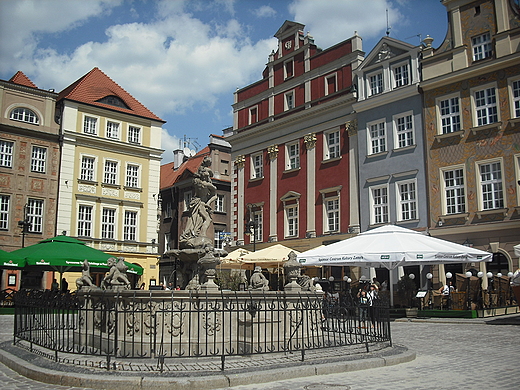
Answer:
xmin=76 ymin=259 xmax=96 ymax=290
xmin=297 ymin=273 xmax=315 ymax=292
xmin=180 ymin=156 xmax=218 ymax=249
xmin=101 ymin=257 xmax=131 ymax=290
xmin=249 ymin=266 xmax=269 ymax=291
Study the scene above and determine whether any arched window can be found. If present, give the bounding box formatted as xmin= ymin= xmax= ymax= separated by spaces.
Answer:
xmin=10 ymin=107 xmax=39 ymax=125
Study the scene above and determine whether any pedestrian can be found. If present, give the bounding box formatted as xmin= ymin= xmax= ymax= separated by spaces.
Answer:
xmin=367 ymin=284 xmax=379 ymax=327
xmin=61 ymin=278 xmax=68 ymax=293
xmin=51 ymin=278 xmax=59 ymax=291
xmin=357 ymin=289 xmax=368 ymax=326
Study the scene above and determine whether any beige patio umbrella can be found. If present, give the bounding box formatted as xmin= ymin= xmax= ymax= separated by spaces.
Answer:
xmin=219 ymin=248 xmax=253 ymax=270
xmin=240 ymin=244 xmax=299 ymax=267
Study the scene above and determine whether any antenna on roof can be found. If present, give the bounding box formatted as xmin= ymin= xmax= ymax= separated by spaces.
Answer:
xmin=182 ymin=134 xmax=200 ymax=152
xmin=406 ymin=34 xmax=422 ymax=44
xmin=386 ymin=9 xmax=391 ymax=36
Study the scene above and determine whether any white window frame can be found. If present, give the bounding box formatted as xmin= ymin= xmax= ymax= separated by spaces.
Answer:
xmin=471 ymin=83 xmax=498 ymax=127
xmin=27 ymin=198 xmax=44 ymax=233
xmin=0 ymin=195 xmax=9 ymax=230
xmin=106 ymin=120 xmax=120 ymax=140
xmin=77 ymin=204 xmax=93 ymax=237
xmin=437 ymin=94 xmax=461 ymax=134
xmin=324 ymin=196 xmax=340 ymax=233
xmin=284 ymin=59 xmax=294 ymax=79
xmin=83 ymin=115 xmax=98 ymax=135
xmin=477 ymin=158 xmax=504 ymax=211
xmin=441 ymin=165 xmax=466 ymax=215
xmin=80 ymin=155 xmax=96 ymax=182
xmin=123 ymin=209 xmax=138 ymax=241
xmin=370 ymin=185 xmax=389 ymax=225
xmin=183 ymin=191 xmax=192 ymax=211
xmin=214 ymin=228 xmax=224 ymax=250
xmin=515 ymin=154 xmax=520 ymax=206
xmin=285 ymin=204 xmax=298 ymax=238
xmin=164 ymin=201 xmax=172 ymax=218
xmin=508 ymin=77 xmax=520 ymax=119
xmin=284 ymin=90 xmax=294 ymax=111
xmin=30 ymin=146 xmax=46 ymax=173
xmin=392 ymin=62 xmax=409 ymax=88
xmin=472 ymin=32 xmax=492 ymax=61
xmin=103 ymin=159 xmax=119 ymax=185
xmin=393 ymin=111 xmax=414 ymax=149
xmin=249 ymin=106 xmax=258 ymax=125
xmin=165 ymin=232 xmax=171 ymax=251
xmin=368 ymin=72 xmax=383 ymax=96
xmin=251 ymin=152 xmax=263 ymax=179
xmin=367 ymin=119 xmax=386 ymax=155
xmin=215 ymin=194 xmax=225 ymax=213
xmin=0 ymin=140 xmax=14 ymax=168
xmin=286 ymin=141 xmax=300 ymax=170
xmin=325 ymin=73 xmax=337 ymax=96
xmin=396 ymin=179 xmax=417 ymax=222
xmin=128 ymin=125 xmax=141 ymax=144
xmin=101 ymin=207 xmax=116 ymax=239
xmin=125 ymin=163 xmax=140 ymax=188
xmin=324 ymin=129 xmax=340 ymax=160
xmin=252 ymin=210 xmax=263 ymax=242
xmin=10 ymin=107 xmax=39 ymax=125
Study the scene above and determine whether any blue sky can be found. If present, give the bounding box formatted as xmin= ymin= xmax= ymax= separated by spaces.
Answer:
xmin=0 ymin=0 xmax=448 ymax=163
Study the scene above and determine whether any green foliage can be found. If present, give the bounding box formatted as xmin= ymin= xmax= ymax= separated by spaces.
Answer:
xmin=397 ymin=275 xmax=418 ymax=307
xmin=216 ymin=270 xmax=246 ymax=291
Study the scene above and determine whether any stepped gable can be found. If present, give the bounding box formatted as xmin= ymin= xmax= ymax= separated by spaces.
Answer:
xmin=160 ymin=147 xmax=210 ymax=190
xmin=9 ymin=71 xmax=38 ymax=88
xmin=58 ymin=67 xmax=164 ymax=122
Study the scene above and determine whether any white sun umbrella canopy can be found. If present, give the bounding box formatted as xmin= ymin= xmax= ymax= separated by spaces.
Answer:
xmin=240 ymin=244 xmax=299 ymax=267
xmin=297 ymin=225 xmax=492 ymax=306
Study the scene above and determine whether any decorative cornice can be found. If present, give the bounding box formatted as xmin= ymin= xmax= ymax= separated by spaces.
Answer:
xmin=304 ymin=133 xmax=317 ymax=150
xmin=267 ymin=145 xmax=279 ymax=160
xmin=346 ymin=119 xmax=358 ymax=137
xmin=235 ymin=155 xmax=245 ymax=169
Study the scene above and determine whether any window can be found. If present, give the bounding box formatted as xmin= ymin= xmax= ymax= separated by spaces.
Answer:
xmin=184 ymin=191 xmax=192 ymax=211
xmin=395 ymin=113 xmax=414 ymax=148
xmin=474 ymin=87 xmax=497 ymax=126
xmin=439 ymin=96 xmax=461 ymax=134
xmin=125 ymin=164 xmax=139 ymax=188
xmin=101 ymin=208 xmax=116 ymax=239
xmin=215 ymin=194 xmax=225 ymax=213
xmin=284 ymin=59 xmax=293 ymax=79
xmin=251 ymin=153 xmax=263 ymax=179
xmin=106 ymin=121 xmax=120 ymax=139
xmin=128 ymin=126 xmax=141 ymax=144
xmin=369 ymin=73 xmax=383 ymax=95
xmin=511 ymin=79 xmax=520 ymax=118
xmin=472 ymin=32 xmax=492 ymax=61
xmin=27 ymin=199 xmax=43 ymax=233
xmin=10 ymin=107 xmax=39 ymax=124
xmin=371 ymin=186 xmax=388 ymax=225
xmin=368 ymin=120 xmax=386 ymax=154
xmin=80 ymin=156 xmax=95 ymax=181
xmin=286 ymin=142 xmax=300 ymax=170
xmin=325 ymin=198 xmax=339 ymax=232
xmin=83 ymin=116 xmax=97 ymax=135
xmin=164 ymin=201 xmax=172 ymax=218
xmin=325 ymin=130 xmax=340 ymax=159
xmin=397 ymin=180 xmax=417 ymax=221
xmin=286 ymin=205 xmax=298 ymax=237
xmin=0 ymin=195 xmax=9 ymax=230
xmin=214 ymin=229 xmax=224 ymax=250
xmin=8 ymin=274 xmax=16 ymax=286
xmin=165 ymin=233 xmax=171 ymax=251
xmin=0 ymin=140 xmax=14 ymax=168
xmin=253 ymin=211 xmax=263 ymax=242
xmin=77 ymin=205 xmax=92 ymax=237
xmin=104 ymin=160 xmax=118 ymax=185
xmin=325 ymin=74 xmax=337 ymax=95
xmin=30 ymin=146 xmax=46 ymax=173
xmin=124 ymin=210 xmax=137 ymax=241
xmin=285 ymin=91 xmax=294 ymax=111
xmin=479 ymin=161 xmax=504 ymax=210
xmin=393 ymin=64 xmax=409 ymax=88
xmin=249 ymin=106 xmax=258 ymax=125
xmin=444 ymin=168 xmax=466 ymax=214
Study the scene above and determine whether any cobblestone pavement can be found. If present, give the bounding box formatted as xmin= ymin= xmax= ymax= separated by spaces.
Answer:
xmin=0 ymin=314 xmax=519 ymax=389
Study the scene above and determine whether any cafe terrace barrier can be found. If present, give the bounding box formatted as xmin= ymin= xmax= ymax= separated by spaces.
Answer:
xmin=13 ymin=289 xmax=391 ymax=370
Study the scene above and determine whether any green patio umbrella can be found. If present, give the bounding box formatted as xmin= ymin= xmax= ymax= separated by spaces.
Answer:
xmin=0 ymin=248 xmax=27 ymax=268
xmin=11 ymin=235 xmax=143 ymax=275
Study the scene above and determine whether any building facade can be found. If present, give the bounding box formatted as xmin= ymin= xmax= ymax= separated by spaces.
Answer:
xmin=228 ymin=21 xmax=364 ymax=269
xmin=56 ymin=68 xmax=165 ymax=288
xmin=0 ymin=72 xmax=59 ymax=290
xmin=421 ymin=0 xmax=520 ymax=287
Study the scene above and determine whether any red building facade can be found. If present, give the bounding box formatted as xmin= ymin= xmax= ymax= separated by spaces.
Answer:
xmin=228 ymin=21 xmax=364 ymax=253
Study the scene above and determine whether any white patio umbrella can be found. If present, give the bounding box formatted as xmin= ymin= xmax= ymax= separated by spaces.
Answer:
xmin=297 ymin=225 xmax=492 ymax=306
xmin=240 ymin=244 xmax=299 ymax=266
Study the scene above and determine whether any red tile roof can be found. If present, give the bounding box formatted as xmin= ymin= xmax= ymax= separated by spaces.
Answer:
xmin=160 ymin=147 xmax=210 ymax=189
xmin=58 ymin=67 xmax=164 ymax=122
xmin=9 ymin=71 xmax=38 ymax=88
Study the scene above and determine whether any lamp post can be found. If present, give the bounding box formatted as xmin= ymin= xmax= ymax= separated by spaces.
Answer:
xmin=508 ymin=272 xmax=514 ymax=305
xmin=426 ymin=272 xmax=433 ymax=309
xmin=497 ymin=272 xmax=503 ymax=306
xmin=465 ymin=271 xmax=472 ymax=310
xmin=486 ymin=271 xmax=493 ymax=308
xmin=245 ymin=204 xmax=258 ymax=252
xmin=477 ymin=271 xmax=484 ymax=309
xmin=343 ymin=275 xmax=352 ymax=300
xmin=446 ymin=272 xmax=453 ymax=310
xmin=17 ymin=204 xmax=31 ymax=248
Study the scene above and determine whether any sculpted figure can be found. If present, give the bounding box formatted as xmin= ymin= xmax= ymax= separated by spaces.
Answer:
xmin=249 ymin=266 xmax=269 ymax=291
xmin=102 ymin=257 xmax=131 ymax=290
xmin=76 ymin=259 xmax=96 ymax=290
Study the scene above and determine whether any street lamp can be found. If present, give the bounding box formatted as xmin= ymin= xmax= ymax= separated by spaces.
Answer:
xmin=426 ymin=273 xmax=433 ymax=309
xmin=486 ymin=271 xmax=494 ymax=308
xmin=508 ymin=272 xmax=514 ymax=305
xmin=497 ymin=272 xmax=503 ymax=306
xmin=17 ymin=204 xmax=31 ymax=248
xmin=446 ymin=272 xmax=453 ymax=310
xmin=465 ymin=271 xmax=473 ymax=310
xmin=477 ymin=271 xmax=484 ymax=309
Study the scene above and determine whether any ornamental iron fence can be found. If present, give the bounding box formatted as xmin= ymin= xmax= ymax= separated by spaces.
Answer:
xmin=13 ymin=289 xmax=391 ymax=370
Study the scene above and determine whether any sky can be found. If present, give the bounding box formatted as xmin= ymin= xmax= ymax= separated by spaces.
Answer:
xmin=0 ymin=0 xmax=448 ymax=163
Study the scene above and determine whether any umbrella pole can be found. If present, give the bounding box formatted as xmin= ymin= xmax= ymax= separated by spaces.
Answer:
xmin=389 ymin=272 xmax=394 ymax=307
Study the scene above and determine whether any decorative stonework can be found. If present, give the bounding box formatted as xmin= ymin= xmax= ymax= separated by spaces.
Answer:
xmin=78 ymin=184 xmax=96 ymax=194
xmin=346 ymin=119 xmax=358 ymax=137
xmin=124 ymin=191 xmax=141 ymax=200
xmin=102 ymin=187 xmax=119 ymax=197
xmin=267 ymin=145 xmax=279 ymax=160
xmin=123 ymin=245 xmax=138 ymax=252
xmin=101 ymin=243 xmax=116 ymax=251
xmin=304 ymin=133 xmax=317 ymax=150
xmin=235 ymin=155 xmax=245 ymax=169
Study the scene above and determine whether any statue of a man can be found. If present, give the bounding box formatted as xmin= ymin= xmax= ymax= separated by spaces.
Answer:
xmin=249 ymin=266 xmax=269 ymax=291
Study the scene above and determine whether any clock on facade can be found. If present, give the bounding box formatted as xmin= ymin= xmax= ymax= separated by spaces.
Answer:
xmin=285 ymin=41 xmax=292 ymax=50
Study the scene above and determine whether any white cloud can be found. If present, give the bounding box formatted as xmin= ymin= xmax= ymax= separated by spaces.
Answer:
xmin=161 ymin=129 xmax=181 ymax=162
xmin=288 ymin=0 xmax=401 ymax=49
xmin=253 ymin=5 xmax=277 ymax=18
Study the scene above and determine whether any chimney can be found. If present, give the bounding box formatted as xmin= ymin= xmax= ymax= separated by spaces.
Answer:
xmin=173 ymin=148 xmax=184 ymax=170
